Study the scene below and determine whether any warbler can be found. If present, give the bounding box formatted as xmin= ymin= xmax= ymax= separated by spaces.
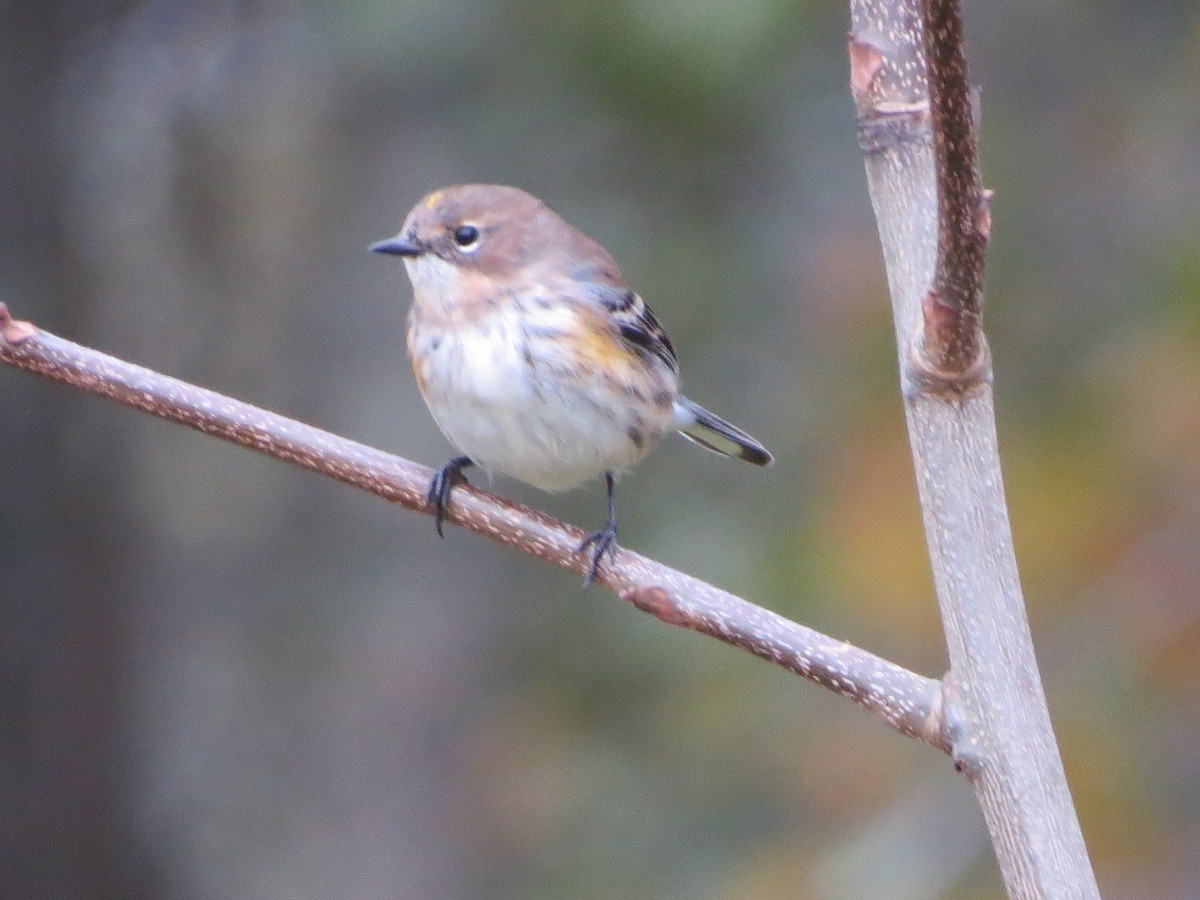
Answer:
xmin=372 ymin=184 xmax=772 ymax=586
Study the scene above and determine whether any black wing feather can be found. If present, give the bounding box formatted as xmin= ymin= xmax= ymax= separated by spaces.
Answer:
xmin=609 ymin=291 xmax=677 ymax=372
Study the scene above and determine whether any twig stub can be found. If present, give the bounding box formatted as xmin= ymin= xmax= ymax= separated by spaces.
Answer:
xmin=0 ymin=302 xmax=38 ymax=344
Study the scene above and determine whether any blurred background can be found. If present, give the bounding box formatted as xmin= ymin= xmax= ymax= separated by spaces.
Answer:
xmin=2 ymin=1 xmax=1199 ymax=897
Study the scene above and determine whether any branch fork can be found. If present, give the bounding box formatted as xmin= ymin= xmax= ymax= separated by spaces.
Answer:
xmin=849 ymin=0 xmax=1099 ymax=894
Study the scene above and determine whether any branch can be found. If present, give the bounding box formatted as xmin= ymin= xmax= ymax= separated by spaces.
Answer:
xmin=922 ymin=0 xmax=987 ymax=377
xmin=849 ymin=1 xmax=1100 ymax=897
xmin=0 ymin=302 xmax=947 ymax=751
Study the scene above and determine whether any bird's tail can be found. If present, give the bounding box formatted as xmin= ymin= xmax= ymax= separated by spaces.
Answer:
xmin=674 ymin=397 xmax=773 ymax=467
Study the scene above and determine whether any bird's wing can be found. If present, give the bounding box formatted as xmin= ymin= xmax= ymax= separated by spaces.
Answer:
xmin=588 ymin=285 xmax=679 ymax=374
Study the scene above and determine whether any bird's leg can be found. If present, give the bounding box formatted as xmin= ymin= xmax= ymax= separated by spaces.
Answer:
xmin=427 ymin=456 xmax=474 ymax=537
xmin=577 ymin=472 xmax=618 ymax=588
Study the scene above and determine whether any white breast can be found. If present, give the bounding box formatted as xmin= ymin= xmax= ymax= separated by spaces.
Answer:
xmin=409 ymin=309 xmax=674 ymax=492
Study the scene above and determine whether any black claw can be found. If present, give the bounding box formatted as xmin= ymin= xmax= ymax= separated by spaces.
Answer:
xmin=577 ymin=523 xmax=617 ymax=589
xmin=427 ymin=456 xmax=473 ymax=537
xmin=576 ymin=472 xmax=619 ymax=589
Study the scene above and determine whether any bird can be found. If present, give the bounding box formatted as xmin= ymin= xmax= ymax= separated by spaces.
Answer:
xmin=372 ymin=184 xmax=772 ymax=586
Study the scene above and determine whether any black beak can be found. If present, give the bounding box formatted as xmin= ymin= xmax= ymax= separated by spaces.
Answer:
xmin=370 ymin=235 xmax=422 ymax=257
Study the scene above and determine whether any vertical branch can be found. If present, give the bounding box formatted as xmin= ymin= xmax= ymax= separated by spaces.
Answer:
xmin=922 ymin=0 xmax=987 ymax=376
xmin=848 ymin=1 xmax=1101 ymax=898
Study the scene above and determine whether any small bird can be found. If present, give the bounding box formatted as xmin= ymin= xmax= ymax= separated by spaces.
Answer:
xmin=372 ymin=184 xmax=772 ymax=586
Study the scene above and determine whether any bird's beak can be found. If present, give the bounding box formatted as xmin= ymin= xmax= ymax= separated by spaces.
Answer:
xmin=370 ymin=235 xmax=422 ymax=257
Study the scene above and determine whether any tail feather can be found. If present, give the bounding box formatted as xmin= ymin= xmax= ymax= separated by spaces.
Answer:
xmin=674 ymin=397 xmax=773 ymax=467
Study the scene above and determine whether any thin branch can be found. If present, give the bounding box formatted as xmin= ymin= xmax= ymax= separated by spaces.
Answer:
xmin=0 ymin=302 xmax=947 ymax=751
xmin=849 ymin=1 xmax=1100 ymax=897
xmin=922 ymin=0 xmax=987 ymax=378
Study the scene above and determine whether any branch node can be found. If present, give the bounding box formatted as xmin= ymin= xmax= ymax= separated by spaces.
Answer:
xmin=903 ymin=313 xmax=991 ymax=397
xmin=941 ymin=675 xmax=983 ymax=781
xmin=919 ymin=679 xmax=949 ymax=748
xmin=951 ymin=736 xmax=985 ymax=783
xmin=0 ymin=303 xmax=38 ymax=344
xmin=620 ymin=586 xmax=691 ymax=628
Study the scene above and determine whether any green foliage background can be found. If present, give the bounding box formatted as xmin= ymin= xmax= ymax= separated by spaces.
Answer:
xmin=3 ymin=1 xmax=1199 ymax=897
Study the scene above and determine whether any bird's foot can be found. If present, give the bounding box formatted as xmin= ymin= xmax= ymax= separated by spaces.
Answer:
xmin=427 ymin=456 xmax=473 ymax=537
xmin=576 ymin=521 xmax=618 ymax=589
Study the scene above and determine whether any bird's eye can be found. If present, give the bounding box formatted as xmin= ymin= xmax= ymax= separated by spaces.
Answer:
xmin=452 ymin=224 xmax=480 ymax=248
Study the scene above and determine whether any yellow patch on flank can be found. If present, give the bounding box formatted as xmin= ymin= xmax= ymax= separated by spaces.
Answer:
xmin=570 ymin=312 xmax=636 ymax=373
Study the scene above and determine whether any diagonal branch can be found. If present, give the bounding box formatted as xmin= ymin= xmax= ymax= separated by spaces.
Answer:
xmin=0 ymin=302 xmax=947 ymax=751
